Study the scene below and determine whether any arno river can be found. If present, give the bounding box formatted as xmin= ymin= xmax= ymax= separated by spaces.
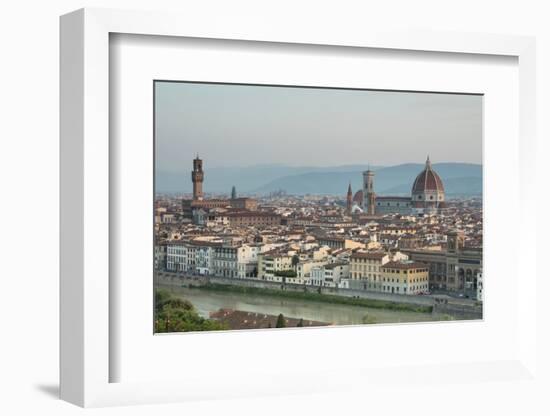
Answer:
xmin=159 ymin=284 xmax=445 ymax=326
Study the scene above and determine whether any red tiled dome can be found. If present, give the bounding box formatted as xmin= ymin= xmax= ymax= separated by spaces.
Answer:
xmin=411 ymin=157 xmax=445 ymax=193
xmin=353 ymin=190 xmax=363 ymax=204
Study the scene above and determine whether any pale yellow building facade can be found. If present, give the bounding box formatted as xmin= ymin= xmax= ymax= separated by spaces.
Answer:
xmin=349 ymin=252 xmax=390 ymax=291
xmin=380 ymin=261 xmax=429 ymax=295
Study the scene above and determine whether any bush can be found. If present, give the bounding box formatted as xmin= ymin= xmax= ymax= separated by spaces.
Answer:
xmin=362 ymin=313 xmax=377 ymax=324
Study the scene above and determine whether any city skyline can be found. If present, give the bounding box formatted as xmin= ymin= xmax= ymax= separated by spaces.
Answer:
xmin=154 ymin=80 xmax=483 ymax=333
xmin=154 ymin=152 xmax=483 ymax=332
xmin=155 ymin=81 xmax=483 ymax=173
xmin=156 ymin=154 xmax=482 ymax=196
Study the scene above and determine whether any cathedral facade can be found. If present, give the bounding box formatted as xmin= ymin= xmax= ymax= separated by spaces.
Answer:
xmin=351 ymin=156 xmax=446 ymax=215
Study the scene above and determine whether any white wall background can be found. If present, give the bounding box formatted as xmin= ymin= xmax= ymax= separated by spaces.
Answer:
xmin=0 ymin=1 xmax=548 ymax=415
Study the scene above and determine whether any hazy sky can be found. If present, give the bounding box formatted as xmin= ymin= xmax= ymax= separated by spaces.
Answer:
xmin=155 ymin=81 xmax=482 ymax=171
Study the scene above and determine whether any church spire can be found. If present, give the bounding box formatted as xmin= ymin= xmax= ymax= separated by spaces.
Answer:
xmin=346 ymin=181 xmax=353 ymax=213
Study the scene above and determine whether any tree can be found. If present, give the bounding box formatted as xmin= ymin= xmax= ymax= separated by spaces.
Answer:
xmin=154 ymin=289 xmax=228 ymax=333
xmin=155 ymin=289 xmax=172 ymax=313
xmin=292 ymin=254 xmax=300 ymax=268
xmin=231 ymin=186 xmax=237 ymax=199
xmin=297 ymin=318 xmax=304 ymax=327
xmin=276 ymin=313 xmax=286 ymax=328
xmin=274 ymin=269 xmax=297 ymax=278
xmin=162 ymin=297 xmax=194 ymax=311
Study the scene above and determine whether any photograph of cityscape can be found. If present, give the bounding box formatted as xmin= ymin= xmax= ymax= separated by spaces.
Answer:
xmin=153 ymin=81 xmax=483 ymax=333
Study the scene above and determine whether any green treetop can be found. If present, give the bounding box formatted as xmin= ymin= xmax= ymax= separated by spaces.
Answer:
xmin=275 ymin=313 xmax=286 ymax=328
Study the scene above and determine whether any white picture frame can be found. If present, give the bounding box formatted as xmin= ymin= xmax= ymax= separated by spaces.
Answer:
xmin=60 ymin=7 xmax=538 ymax=408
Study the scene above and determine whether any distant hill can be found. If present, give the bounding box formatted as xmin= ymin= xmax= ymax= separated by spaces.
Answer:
xmin=155 ymin=162 xmax=482 ymax=196
xmin=254 ymin=163 xmax=482 ymax=196
xmin=155 ymin=164 xmax=381 ymax=194
xmin=383 ymin=176 xmax=482 ymax=195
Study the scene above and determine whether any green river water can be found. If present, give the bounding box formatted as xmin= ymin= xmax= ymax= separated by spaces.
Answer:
xmin=159 ymin=284 xmax=447 ymax=326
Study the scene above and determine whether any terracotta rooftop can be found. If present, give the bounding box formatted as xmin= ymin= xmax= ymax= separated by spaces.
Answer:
xmin=350 ymin=251 xmax=387 ymax=260
xmin=227 ymin=211 xmax=280 ymax=218
xmin=209 ymin=309 xmax=330 ymax=330
xmin=188 ymin=240 xmax=223 ymax=247
xmin=382 ymin=261 xmax=428 ymax=270
xmin=317 ymin=236 xmax=345 ymax=242
xmin=324 ymin=261 xmax=349 ymax=269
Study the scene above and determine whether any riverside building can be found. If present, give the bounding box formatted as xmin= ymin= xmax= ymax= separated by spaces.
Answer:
xmin=380 ymin=261 xmax=430 ymax=295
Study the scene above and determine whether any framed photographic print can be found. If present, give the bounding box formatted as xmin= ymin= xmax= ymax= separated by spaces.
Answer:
xmin=60 ymin=8 xmax=538 ymax=408
xmin=153 ymin=80 xmax=483 ymax=334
